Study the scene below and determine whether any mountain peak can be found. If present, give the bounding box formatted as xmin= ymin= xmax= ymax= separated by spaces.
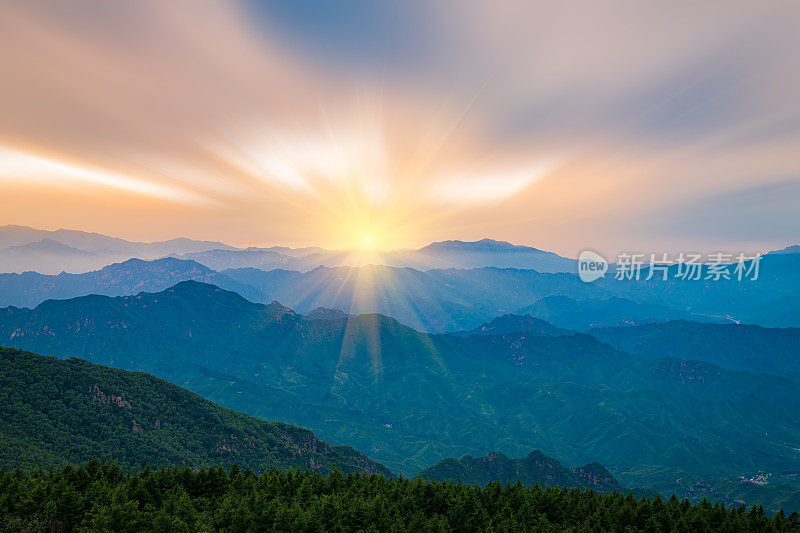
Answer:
xmin=304 ymin=307 xmax=349 ymax=320
xmin=5 ymin=239 xmax=93 ymax=255
xmin=420 ymin=238 xmax=541 ymax=252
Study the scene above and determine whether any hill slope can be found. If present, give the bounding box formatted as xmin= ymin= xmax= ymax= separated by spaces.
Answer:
xmin=2 ymin=281 xmax=800 ymax=509
xmin=0 ymin=347 xmax=390 ymax=475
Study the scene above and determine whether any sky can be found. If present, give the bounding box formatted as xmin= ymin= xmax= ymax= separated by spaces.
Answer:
xmin=1 ymin=0 xmax=799 ymax=256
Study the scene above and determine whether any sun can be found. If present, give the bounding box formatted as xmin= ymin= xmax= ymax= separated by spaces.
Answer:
xmin=363 ymin=236 xmax=372 ymax=246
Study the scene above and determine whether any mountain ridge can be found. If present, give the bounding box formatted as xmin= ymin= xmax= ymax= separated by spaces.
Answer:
xmin=0 ymin=257 xmax=263 ymax=308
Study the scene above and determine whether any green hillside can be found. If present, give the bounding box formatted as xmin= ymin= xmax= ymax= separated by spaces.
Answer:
xmin=588 ymin=320 xmax=800 ymax=380
xmin=0 ymin=347 xmax=390 ymax=475
xmin=2 ymin=282 xmax=800 ymax=511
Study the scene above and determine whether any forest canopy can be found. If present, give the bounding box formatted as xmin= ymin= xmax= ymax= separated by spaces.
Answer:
xmin=1 ymin=462 xmax=798 ymax=532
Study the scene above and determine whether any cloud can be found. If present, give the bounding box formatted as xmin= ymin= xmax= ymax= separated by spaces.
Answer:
xmin=0 ymin=0 xmax=798 ymax=251
xmin=0 ymin=146 xmax=215 ymax=206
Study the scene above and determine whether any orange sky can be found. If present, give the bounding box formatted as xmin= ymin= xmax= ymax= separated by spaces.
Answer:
xmin=1 ymin=0 xmax=799 ymax=255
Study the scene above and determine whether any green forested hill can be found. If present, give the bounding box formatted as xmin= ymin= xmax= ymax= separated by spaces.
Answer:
xmin=588 ymin=320 xmax=800 ymax=380
xmin=0 ymin=347 xmax=390 ymax=475
xmin=2 ymin=464 xmax=798 ymax=532
xmin=2 ymin=282 xmax=800 ymax=511
xmin=419 ymin=450 xmax=624 ymax=494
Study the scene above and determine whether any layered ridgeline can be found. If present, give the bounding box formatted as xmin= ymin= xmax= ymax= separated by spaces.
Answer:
xmin=2 ymin=282 xmax=800 ymax=512
xmin=2 ymin=249 xmax=800 ymax=331
xmin=219 ymin=252 xmax=800 ymax=330
xmin=0 ymin=257 xmax=262 ymax=308
xmin=221 ymin=264 xmax=705 ymax=331
xmin=419 ymin=450 xmax=624 ymax=494
xmin=588 ymin=320 xmax=800 ymax=381
xmin=174 ymin=238 xmax=578 ymax=273
xmin=0 ymin=224 xmax=236 ymax=275
xmin=0 ymin=347 xmax=390 ymax=475
xmin=0 ymin=225 xmax=578 ymax=276
xmin=462 ymin=313 xmax=800 ymax=382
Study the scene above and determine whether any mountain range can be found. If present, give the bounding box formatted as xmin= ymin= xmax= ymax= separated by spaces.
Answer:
xmin=588 ymin=320 xmax=800 ymax=381
xmin=0 ymin=257 xmax=261 ymax=308
xmin=0 ymin=225 xmax=236 ymax=274
xmin=3 ymin=225 xmax=799 ymax=331
xmin=0 ymin=225 xmax=578 ymax=275
xmin=2 ymin=280 xmax=799 ymax=509
xmin=2 ymin=251 xmax=799 ymax=333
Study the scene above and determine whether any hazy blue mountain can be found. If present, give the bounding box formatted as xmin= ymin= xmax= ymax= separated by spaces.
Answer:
xmin=517 ymin=295 xmax=712 ymax=330
xmin=738 ymin=296 xmax=800 ymax=328
xmin=419 ymin=450 xmax=624 ymax=493
xmin=223 ymin=264 xmax=605 ymax=332
xmin=2 ymin=281 xmax=800 ymax=505
xmin=588 ymin=320 xmax=800 ymax=381
xmin=418 ymin=238 xmax=577 ymax=267
xmin=3 ymin=238 xmax=93 ymax=256
xmin=0 ymin=239 xmax=98 ymax=274
xmin=1 ymin=226 xmax=579 ymax=274
xmin=598 ymin=254 xmax=800 ymax=326
xmin=4 ymin=245 xmax=788 ymax=332
xmin=171 ymin=248 xmax=296 ymax=271
xmin=454 ymin=314 xmax=573 ymax=337
xmin=220 ymin=253 xmax=800 ymax=331
xmin=412 ymin=239 xmax=577 ymax=272
xmin=178 ymin=238 xmax=577 ymax=273
xmin=0 ymin=225 xmax=238 ymax=274
xmin=0 ymin=224 xmax=235 ymax=255
xmin=770 ymin=245 xmax=800 ymax=254
xmin=0 ymin=257 xmax=263 ymax=308
xmin=0 ymin=347 xmax=390 ymax=475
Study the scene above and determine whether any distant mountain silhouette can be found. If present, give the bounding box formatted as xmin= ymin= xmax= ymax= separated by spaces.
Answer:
xmin=0 ymin=225 xmax=238 ymax=274
xmin=0 ymin=257 xmax=262 ymax=308
xmin=175 ymin=238 xmax=578 ymax=272
xmin=4 ymin=238 xmax=94 ymax=256
xmin=420 ymin=238 xmax=543 ymax=252
xmin=414 ymin=239 xmax=576 ymax=272
xmin=0 ymin=225 xmax=579 ymax=274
